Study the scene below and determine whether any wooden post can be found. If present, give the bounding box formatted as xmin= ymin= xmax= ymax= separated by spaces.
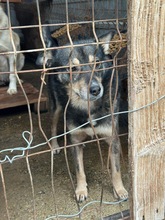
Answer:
xmin=127 ymin=0 xmax=165 ymax=219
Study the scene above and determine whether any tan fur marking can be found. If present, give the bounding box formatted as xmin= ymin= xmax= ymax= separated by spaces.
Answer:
xmin=51 ymin=103 xmax=62 ymax=153
xmin=68 ymin=78 xmax=97 ymax=110
xmin=68 ymin=124 xmax=113 ymax=139
xmin=89 ymin=54 xmax=94 ymax=63
xmin=72 ymin=58 xmax=80 ymax=65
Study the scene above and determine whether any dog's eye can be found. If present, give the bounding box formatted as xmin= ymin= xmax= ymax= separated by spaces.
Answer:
xmin=66 ymin=66 xmax=80 ymax=72
xmin=95 ymin=59 xmax=101 ymax=69
xmin=72 ymin=66 xmax=77 ymax=72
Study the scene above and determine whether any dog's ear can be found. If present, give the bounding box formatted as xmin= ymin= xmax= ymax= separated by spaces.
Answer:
xmin=99 ymin=31 xmax=115 ymax=55
xmin=36 ymin=22 xmax=58 ymax=67
xmin=42 ymin=21 xmax=58 ymax=48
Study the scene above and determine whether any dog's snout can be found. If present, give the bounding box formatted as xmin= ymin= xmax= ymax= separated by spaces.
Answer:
xmin=90 ymin=84 xmax=101 ymax=96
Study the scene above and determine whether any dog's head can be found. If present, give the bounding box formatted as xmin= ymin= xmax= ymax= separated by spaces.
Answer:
xmin=36 ymin=25 xmax=114 ymax=101
xmin=55 ymin=32 xmax=114 ymax=101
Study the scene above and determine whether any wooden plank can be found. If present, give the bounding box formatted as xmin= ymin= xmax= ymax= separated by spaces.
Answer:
xmin=0 ymin=82 xmax=47 ymax=111
xmin=127 ymin=0 xmax=165 ymax=219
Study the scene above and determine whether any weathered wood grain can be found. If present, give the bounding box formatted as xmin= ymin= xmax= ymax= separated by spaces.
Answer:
xmin=127 ymin=0 xmax=165 ymax=219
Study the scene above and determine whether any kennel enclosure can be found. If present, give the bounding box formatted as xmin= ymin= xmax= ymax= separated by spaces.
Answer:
xmin=0 ymin=0 xmax=164 ymax=219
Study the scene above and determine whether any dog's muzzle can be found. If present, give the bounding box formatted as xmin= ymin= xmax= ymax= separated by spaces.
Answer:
xmin=77 ymin=79 xmax=103 ymax=101
xmin=90 ymin=83 xmax=101 ymax=97
xmin=89 ymin=81 xmax=103 ymax=100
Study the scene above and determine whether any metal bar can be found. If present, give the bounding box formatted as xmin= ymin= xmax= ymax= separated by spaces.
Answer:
xmin=103 ymin=209 xmax=130 ymax=220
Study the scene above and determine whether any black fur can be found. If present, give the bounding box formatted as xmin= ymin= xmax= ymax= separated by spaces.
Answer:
xmin=37 ymin=27 xmax=128 ymax=202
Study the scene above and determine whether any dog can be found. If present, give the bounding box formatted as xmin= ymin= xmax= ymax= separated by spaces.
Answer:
xmin=37 ymin=25 xmax=128 ymax=202
xmin=0 ymin=5 xmax=24 ymax=94
xmin=35 ymin=23 xmax=58 ymax=68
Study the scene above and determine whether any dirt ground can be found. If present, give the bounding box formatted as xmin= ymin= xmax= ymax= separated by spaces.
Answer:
xmin=0 ymin=61 xmax=129 ymax=220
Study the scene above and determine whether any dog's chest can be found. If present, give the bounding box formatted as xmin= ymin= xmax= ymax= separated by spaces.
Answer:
xmin=84 ymin=124 xmax=112 ymax=137
xmin=68 ymin=110 xmax=113 ymax=138
xmin=68 ymin=121 xmax=113 ymax=139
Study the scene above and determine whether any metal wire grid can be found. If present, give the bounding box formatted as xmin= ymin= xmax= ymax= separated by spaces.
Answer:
xmin=48 ymin=0 xmax=127 ymax=23
xmin=0 ymin=0 xmax=129 ymax=219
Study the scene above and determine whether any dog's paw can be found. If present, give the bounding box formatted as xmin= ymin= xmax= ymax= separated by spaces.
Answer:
xmin=75 ymin=186 xmax=88 ymax=202
xmin=53 ymin=148 xmax=61 ymax=154
xmin=7 ymin=87 xmax=17 ymax=95
xmin=113 ymin=187 xmax=128 ymax=200
xmin=51 ymin=142 xmax=61 ymax=154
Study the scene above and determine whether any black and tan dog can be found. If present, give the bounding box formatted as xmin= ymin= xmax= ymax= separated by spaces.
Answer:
xmin=37 ymin=26 xmax=128 ymax=202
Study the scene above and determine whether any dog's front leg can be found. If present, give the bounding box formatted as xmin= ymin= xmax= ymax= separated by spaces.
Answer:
xmin=7 ymin=73 xmax=17 ymax=95
xmin=107 ymin=136 xmax=128 ymax=200
xmin=71 ymin=133 xmax=88 ymax=202
xmin=51 ymin=104 xmax=62 ymax=154
xmin=7 ymin=55 xmax=17 ymax=95
xmin=73 ymin=146 xmax=87 ymax=202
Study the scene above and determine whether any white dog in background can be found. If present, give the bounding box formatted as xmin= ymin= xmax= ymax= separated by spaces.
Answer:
xmin=0 ymin=5 xmax=24 ymax=95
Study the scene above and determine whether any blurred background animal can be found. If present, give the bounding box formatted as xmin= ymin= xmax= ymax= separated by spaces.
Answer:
xmin=0 ymin=5 xmax=24 ymax=94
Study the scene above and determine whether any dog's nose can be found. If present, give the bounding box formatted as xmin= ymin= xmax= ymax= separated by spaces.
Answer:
xmin=90 ymin=84 xmax=101 ymax=96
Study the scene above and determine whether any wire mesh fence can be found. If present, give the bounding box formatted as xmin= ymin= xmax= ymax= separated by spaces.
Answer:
xmin=0 ymin=0 xmax=130 ymax=219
